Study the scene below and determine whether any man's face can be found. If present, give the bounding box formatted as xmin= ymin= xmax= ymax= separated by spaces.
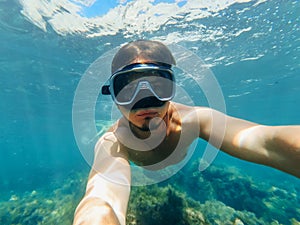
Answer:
xmin=106 ymin=60 xmax=175 ymax=130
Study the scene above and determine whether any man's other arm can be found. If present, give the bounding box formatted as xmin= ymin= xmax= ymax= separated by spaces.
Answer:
xmin=196 ymin=107 xmax=300 ymax=178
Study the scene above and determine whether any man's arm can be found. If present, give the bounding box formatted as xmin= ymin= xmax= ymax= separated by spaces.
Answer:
xmin=196 ymin=107 xmax=300 ymax=178
xmin=73 ymin=132 xmax=131 ymax=225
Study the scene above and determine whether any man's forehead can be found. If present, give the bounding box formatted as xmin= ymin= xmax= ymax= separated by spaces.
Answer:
xmin=111 ymin=40 xmax=176 ymax=74
xmin=128 ymin=57 xmax=155 ymax=65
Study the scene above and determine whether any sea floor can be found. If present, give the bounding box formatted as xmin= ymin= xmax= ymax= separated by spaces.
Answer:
xmin=1 ymin=161 xmax=299 ymax=225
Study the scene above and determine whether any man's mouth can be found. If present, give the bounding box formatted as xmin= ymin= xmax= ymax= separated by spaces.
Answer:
xmin=136 ymin=110 xmax=159 ymax=118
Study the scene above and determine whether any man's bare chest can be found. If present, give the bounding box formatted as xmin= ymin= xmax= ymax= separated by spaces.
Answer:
xmin=122 ymin=131 xmax=189 ymax=168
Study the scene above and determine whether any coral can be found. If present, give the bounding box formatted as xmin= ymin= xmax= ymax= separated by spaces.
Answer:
xmin=0 ymin=171 xmax=87 ymax=225
xmin=127 ymin=185 xmax=207 ymax=225
xmin=0 ymin=161 xmax=299 ymax=224
xmin=172 ymin=160 xmax=300 ymax=224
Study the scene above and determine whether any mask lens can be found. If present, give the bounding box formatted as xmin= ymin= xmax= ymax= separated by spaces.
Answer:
xmin=149 ymin=71 xmax=174 ymax=98
xmin=113 ymin=71 xmax=138 ymax=102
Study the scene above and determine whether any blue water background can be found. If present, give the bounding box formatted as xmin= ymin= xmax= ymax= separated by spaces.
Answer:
xmin=0 ymin=0 xmax=299 ymax=217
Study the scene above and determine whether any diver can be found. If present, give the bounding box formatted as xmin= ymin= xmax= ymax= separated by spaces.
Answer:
xmin=73 ymin=40 xmax=300 ymax=225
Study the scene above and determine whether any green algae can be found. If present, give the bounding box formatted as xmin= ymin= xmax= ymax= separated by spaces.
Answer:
xmin=0 ymin=172 xmax=86 ymax=225
xmin=0 ymin=162 xmax=299 ymax=224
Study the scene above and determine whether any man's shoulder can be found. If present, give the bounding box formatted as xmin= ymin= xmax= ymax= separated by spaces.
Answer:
xmin=94 ymin=132 xmax=118 ymax=149
xmin=95 ymin=131 xmax=129 ymax=159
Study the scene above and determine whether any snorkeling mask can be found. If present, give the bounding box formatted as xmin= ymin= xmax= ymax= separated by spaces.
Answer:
xmin=102 ymin=63 xmax=175 ymax=108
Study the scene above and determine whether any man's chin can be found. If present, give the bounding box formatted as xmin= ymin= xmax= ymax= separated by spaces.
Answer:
xmin=138 ymin=117 xmax=164 ymax=131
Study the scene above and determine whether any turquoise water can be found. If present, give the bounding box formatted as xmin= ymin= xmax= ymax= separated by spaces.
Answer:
xmin=1 ymin=0 xmax=300 ymax=224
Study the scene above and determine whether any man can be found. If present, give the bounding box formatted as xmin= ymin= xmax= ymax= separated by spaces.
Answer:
xmin=73 ymin=40 xmax=300 ymax=225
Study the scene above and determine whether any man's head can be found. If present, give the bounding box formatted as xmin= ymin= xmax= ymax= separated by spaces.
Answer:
xmin=111 ymin=40 xmax=176 ymax=74
xmin=102 ymin=40 xmax=176 ymax=131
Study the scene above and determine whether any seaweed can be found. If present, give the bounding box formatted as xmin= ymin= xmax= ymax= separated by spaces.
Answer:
xmin=0 ymin=162 xmax=299 ymax=224
xmin=127 ymin=185 xmax=207 ymax=225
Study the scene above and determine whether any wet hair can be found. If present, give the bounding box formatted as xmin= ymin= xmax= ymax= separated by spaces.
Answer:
xmin=111 ymin=40 xmax=176 ymax=74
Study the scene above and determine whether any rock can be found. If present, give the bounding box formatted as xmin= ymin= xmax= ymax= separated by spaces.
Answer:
xmin=234 ymin=218 xmax=244 ymax=225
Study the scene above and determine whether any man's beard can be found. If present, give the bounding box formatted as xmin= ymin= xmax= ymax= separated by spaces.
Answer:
xmin=138 ymin=117 xmax=163 ymax=131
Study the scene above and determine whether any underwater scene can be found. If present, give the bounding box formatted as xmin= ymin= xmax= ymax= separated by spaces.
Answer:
xmin=1 ymin=0 xmax=300 ymax=224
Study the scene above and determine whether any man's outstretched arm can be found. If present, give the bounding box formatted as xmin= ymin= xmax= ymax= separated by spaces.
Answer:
xmin=73 ymin=132 xmax=131 ymax=225
xmin=196 ymin=107 xmax=300 ymax=178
